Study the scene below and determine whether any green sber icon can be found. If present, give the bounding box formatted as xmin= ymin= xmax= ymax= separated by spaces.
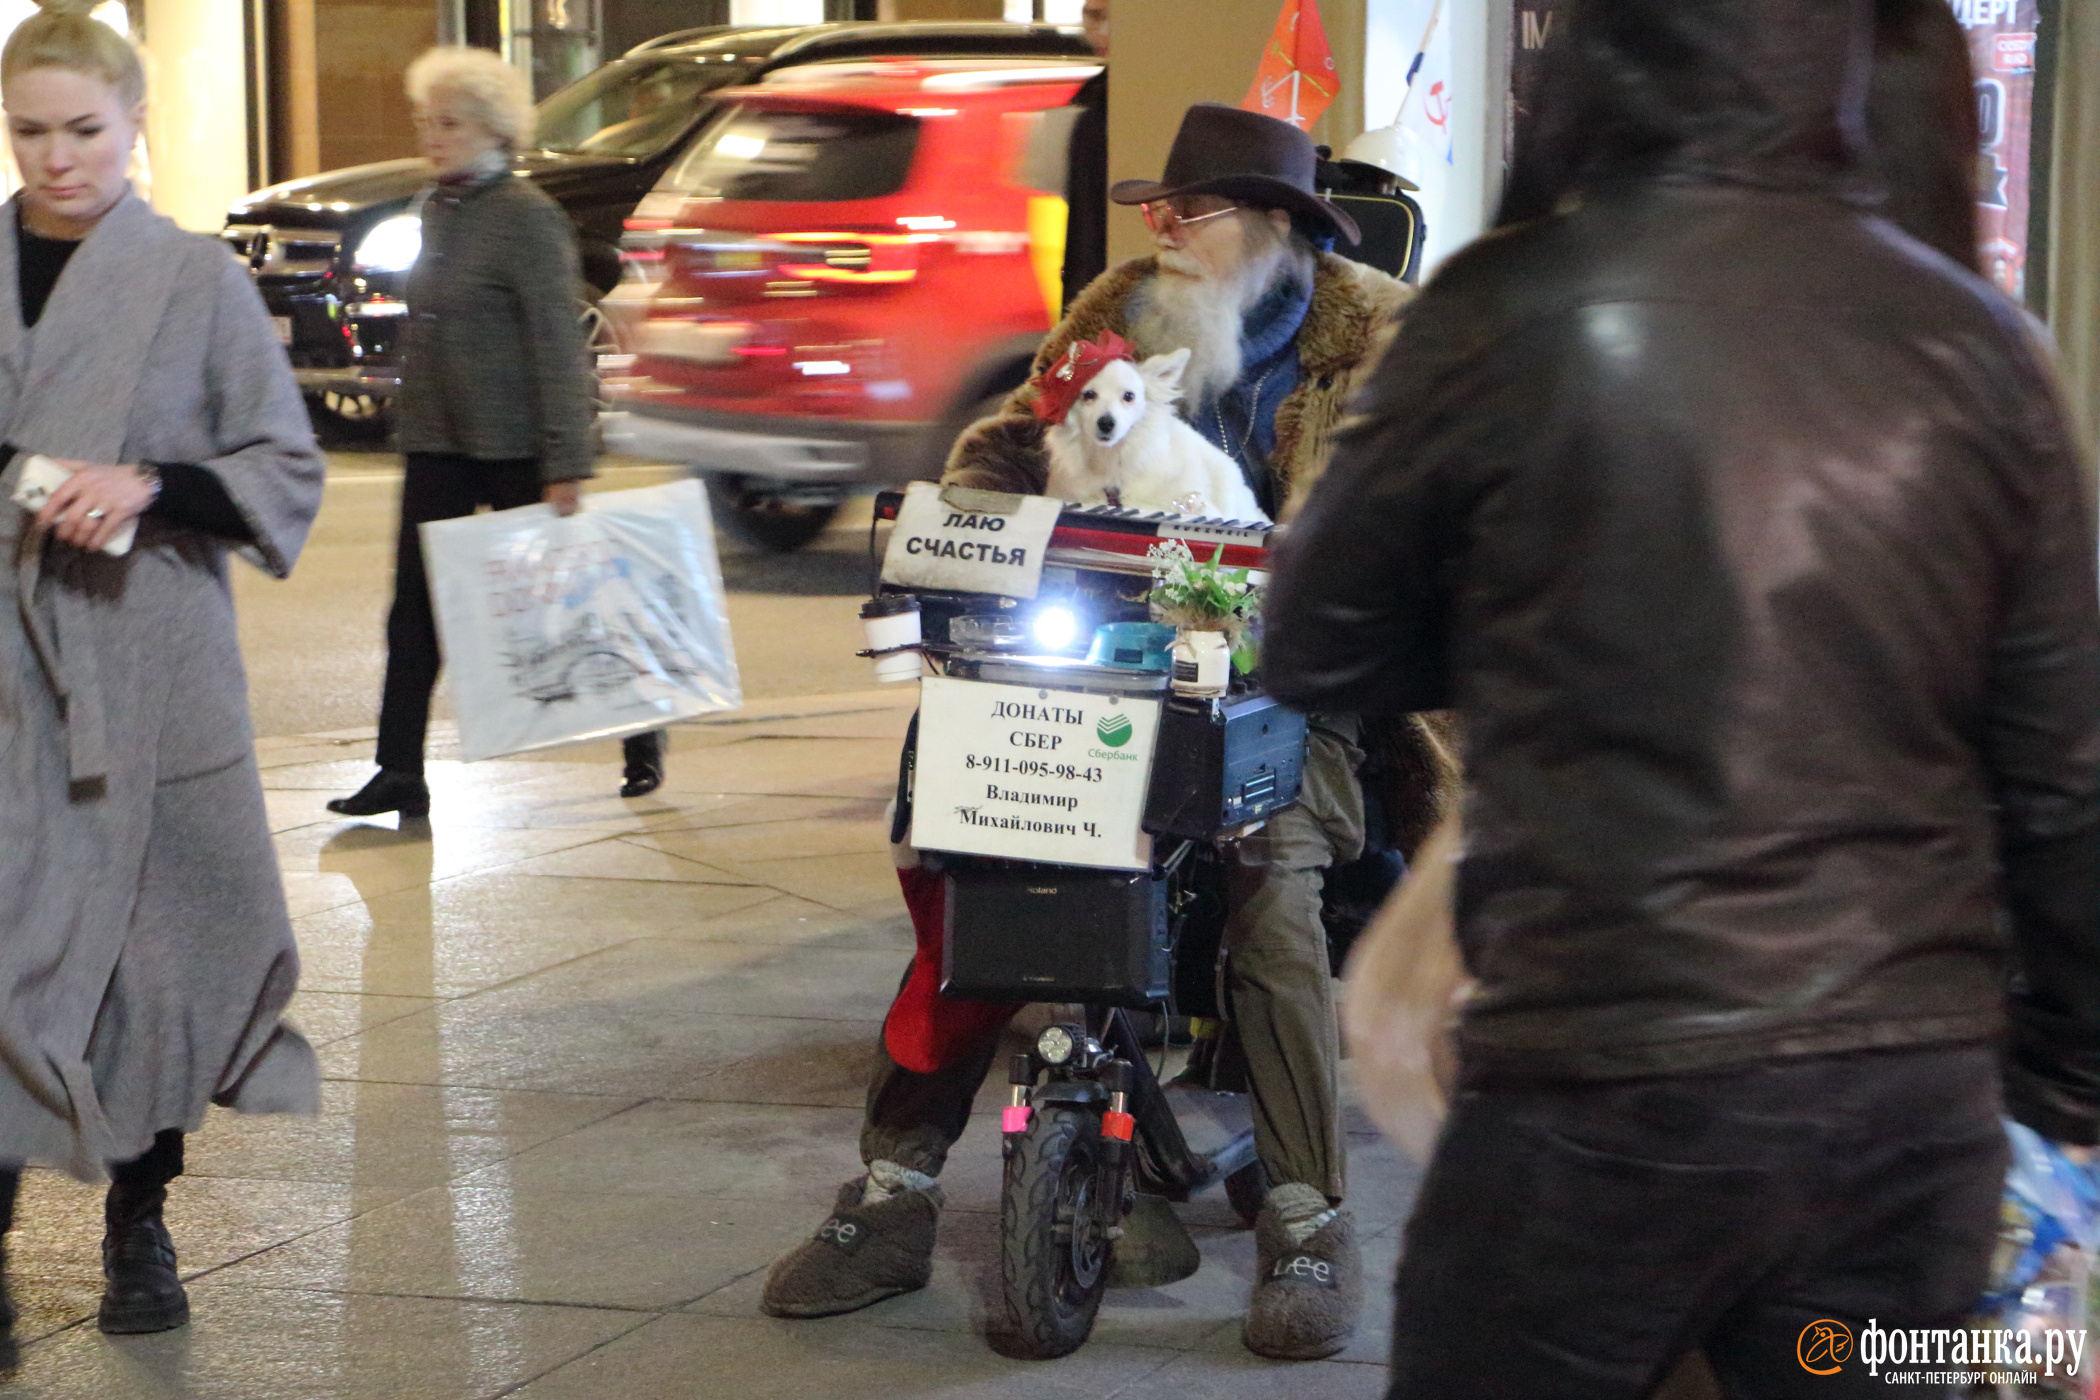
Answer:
xmin=1096 ymin=712 xmax=1133 ymax=748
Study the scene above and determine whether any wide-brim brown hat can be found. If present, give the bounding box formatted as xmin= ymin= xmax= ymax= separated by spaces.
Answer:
xmin=1111 ymin=103 xmax=1361 ymax=246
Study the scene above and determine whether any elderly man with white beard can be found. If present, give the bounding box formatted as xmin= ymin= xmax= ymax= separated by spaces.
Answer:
xmin=758 ymin=104 xmax=1452 ymax=1362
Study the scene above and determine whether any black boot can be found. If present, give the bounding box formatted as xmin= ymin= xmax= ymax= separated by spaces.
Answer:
xmin=620 ymin=730 xmax=666 ymax=798
xmin=99 ymin=1132 xmax=188 ymax=1336
xmin=327 ymin=768 xmax=430 ymax=819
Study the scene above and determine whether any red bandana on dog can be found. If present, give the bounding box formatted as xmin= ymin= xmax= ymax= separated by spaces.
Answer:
xmin=1029 ymin=331 xmax=1135 ymax=424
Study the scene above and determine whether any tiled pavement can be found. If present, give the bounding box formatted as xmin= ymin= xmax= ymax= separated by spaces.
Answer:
xmin=0 ymin=689 xmax=1425 ymax=1399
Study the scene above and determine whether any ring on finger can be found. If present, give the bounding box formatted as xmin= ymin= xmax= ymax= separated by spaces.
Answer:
xmin=85 ymin=508 xmax=107 ymax=520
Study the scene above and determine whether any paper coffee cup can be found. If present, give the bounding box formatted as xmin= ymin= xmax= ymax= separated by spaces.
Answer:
xmin=861 ymin=594 xmax=922 ymax=683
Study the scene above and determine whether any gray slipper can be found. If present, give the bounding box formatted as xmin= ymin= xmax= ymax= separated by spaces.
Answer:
xmin=1243 ymin=1204 xmax=1363 ymax=1360
xmin=760 ymin=1177 xmax=942 ymax=1319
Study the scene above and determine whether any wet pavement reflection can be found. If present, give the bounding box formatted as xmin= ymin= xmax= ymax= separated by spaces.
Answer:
xmin=0 ymin=459 xmax=1421 ymax=1398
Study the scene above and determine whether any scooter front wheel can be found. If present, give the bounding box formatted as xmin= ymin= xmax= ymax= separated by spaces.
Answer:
xmin=1000 ymin=1103 xmax=1114 ymax=1359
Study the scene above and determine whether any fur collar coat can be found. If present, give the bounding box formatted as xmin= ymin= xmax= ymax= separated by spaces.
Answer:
xmin=943 ymin=249 xmax=1456 ymax=856
xmin=944 ymin=250 xmax=1413 ymax=519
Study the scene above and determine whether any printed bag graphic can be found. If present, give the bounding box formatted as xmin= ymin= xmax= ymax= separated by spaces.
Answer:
xmin=422 ymin=479 xmax=742 ymax=761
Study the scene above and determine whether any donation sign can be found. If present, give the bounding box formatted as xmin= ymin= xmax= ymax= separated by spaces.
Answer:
xmin=881 ymin=482 xmax=1060 ymax=600
xmin=912 ymin=677 xmax=1160 ymax=871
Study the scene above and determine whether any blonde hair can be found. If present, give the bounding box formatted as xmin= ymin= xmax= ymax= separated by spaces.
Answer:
xmin=406 ymin=47 xmax=534 ymax=152
xmin=1 ymin=0 xmax=145 ymax=107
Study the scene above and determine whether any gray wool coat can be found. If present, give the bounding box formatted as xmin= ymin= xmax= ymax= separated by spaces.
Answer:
xmin=0 ymin=192 xmax=326 ymax=1179
xmin=396 ymin=172 xmax=596 ymax=483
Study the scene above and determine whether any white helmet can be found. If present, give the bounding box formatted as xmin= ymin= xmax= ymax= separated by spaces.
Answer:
xmin=1344 ymin=124 xmax=1429 ymax=191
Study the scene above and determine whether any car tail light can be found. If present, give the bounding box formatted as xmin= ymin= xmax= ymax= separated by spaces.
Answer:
xmin=768 ymin=232 xmax=922 ymax=287
xmin=634 ymin=319 xmax=759 ymax=366
xmin=661 ymin=229 xmax=928 ymax=300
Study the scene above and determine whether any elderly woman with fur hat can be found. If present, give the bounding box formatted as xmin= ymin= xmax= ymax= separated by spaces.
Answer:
xmin=330 ymin=48 xmax=666 ymax=819
xmin=760 ymin=103 xmax=1454 ymax=1364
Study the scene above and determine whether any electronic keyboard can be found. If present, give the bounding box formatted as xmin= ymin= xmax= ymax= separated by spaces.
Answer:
xmin=873 ymin=491 xmax=1276 ymax=576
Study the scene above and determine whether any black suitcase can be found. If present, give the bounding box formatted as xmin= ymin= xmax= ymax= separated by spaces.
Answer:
xmin=941 ymin=860 xmax=1170 ymax=1007
xmin=1318 ymin=152 xmax=1428 ymax=284
xmin=1143 ymin=693 xmax=1309 ymax=841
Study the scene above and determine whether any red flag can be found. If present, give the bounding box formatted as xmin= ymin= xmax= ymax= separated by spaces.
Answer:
xmin=1241 ymin=0 xmax=1337 ymax=132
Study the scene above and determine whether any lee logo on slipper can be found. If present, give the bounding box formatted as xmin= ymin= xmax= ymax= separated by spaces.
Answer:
xmin=817 ymin=1217 xmax=866 ymax=1254
xmin=1271 ymin=1253 xmax=1339 ymax=1289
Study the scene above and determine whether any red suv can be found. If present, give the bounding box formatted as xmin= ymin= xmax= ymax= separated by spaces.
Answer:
xmin=601 ymin=59 xmax=1098 ymax=549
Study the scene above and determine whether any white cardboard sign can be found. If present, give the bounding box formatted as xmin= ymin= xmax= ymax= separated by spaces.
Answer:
xmin=912 ymin=676 xmax=1159 ymax=871
xmin=881 ymin=481 xmax=1059 ymax=599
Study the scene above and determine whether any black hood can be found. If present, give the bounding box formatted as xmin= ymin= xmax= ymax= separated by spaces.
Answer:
xmin=1864 ymin=0 xmax=1981 ymax=271
xmin=1499 ymin=0 xmax=1875 ymax=226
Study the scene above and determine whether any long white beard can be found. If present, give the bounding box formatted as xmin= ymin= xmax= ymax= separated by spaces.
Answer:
xmin=1130 ymin=228 xmax=1311 ymax=409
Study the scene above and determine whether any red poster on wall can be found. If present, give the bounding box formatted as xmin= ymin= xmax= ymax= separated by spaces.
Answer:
xmin=1957 ymin=0 xmax=2042 ymax=298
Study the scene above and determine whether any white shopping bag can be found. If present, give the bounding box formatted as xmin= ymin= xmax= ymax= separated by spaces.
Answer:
xmin=421 ymin=479 xmax=742 ymax=761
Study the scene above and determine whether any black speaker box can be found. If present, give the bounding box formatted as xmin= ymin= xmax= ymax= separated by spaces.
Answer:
xmin=941 ymin=861 xmax=1170 ymax=1007
xmin=1143 ymin=693 xmax=1308 ymax=841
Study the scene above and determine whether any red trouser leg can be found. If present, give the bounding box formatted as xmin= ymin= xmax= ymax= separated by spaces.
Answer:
xmin=881 ymin=865 xmax=1023 ymax=1075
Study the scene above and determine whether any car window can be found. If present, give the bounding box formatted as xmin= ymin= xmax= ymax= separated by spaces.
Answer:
xmin=661 ymin=105 xmax=920 ymax=202
xmin=533 ymin=57 xmax=746 ymax=158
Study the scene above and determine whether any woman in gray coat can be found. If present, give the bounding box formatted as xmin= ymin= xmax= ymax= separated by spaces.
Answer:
xmin=0 ymin=0 xmax=324 ymax=1342
xmin=329 ymin=46 xmax=665 ymax=818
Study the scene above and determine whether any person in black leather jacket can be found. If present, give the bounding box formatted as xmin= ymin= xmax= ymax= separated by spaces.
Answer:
xmin=1266 ymin=0 xmax=2100 ymax=1393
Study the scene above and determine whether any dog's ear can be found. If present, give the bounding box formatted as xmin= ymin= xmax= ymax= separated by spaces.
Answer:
xmin=1139 ymin=348 xmax=1191 ymax=405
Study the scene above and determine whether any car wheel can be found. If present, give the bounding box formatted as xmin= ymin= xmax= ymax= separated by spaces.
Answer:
xmin=705 ymin=474 xmax=844 ymax=553
xmin=580 ymin=296 xmax=623 ymax=418
xmin=308 ymin=391 xmax=393 ymax=447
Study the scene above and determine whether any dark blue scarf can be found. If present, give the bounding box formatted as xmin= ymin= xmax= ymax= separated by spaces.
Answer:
xmin=1195 ymin=264 xmax=1315 ymax=518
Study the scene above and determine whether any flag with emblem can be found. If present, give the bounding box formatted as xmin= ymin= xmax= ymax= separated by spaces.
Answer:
xmin=1241 ymin=0 xmax=1337 ymax=132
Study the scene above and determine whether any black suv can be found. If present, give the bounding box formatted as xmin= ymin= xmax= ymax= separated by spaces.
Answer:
xmin=222 ymin=22 xmax=1090 ymax=431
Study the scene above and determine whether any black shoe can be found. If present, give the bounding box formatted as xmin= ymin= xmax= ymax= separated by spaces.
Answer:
xmin=98 ymin=1212 xmax=189 ymax=1335
xmin=327 ymin=769 xmax=430 ymax=819
xmin=620 ymin=731 xmax=665 ymax=799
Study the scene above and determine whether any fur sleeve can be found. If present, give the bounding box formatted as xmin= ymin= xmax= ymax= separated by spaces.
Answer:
xmin=942 ymin=412 xmax=1051 ymax=494
xmin=1276 ymin=257 xmax=1416 ymax=520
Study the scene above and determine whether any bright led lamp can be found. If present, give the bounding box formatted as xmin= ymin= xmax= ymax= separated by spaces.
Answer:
xmin=1029 ymin=605 xmax=1079 ymax=653
xmin=1035 ymin=1025 xmax=1076 ymax=1066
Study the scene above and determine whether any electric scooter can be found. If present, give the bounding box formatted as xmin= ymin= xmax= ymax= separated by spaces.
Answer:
xmin=869 ymin=493 xmax=1305 ymax=1358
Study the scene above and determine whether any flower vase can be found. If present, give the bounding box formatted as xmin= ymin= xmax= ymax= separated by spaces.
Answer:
xmin=1171 ymin=629 xmax=1230 ymax=697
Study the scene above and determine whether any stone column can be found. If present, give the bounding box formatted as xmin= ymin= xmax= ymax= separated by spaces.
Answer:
xmin=141 ymin=0 xmax=253 ymax=229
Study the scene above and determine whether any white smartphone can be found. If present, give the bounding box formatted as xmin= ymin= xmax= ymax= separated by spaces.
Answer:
xmin=10 ymin=453 xmax=137 ymax=557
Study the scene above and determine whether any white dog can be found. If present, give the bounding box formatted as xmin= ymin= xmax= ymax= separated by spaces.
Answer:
xmin=1041 ymin=348 xmax=1270 ymax=523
